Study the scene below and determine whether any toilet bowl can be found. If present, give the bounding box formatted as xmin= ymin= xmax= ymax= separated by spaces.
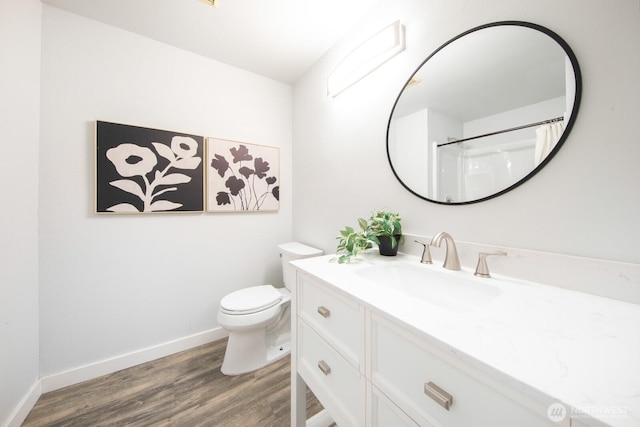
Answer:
xmin=217 ymin=242 xmax=322 ymax=375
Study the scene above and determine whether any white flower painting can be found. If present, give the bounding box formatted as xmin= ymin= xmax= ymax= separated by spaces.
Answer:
xmin=96 ymin=121 xmax=204 ymax=213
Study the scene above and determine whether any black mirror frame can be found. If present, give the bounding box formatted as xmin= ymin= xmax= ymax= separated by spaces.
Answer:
xmin=386 ymin=21 xmax=582 ymax=205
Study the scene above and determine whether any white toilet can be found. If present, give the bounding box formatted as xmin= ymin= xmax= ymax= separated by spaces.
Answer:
xmin=217 ymin=242 xmax=323 ymax=375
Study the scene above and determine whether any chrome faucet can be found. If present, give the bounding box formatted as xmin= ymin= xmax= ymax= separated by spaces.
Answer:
xmin=430 ymin=232 xmax=461 ymax=270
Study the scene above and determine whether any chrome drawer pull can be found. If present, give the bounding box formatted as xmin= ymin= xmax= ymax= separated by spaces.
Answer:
xmin=424 ymin=381 xmax=453 ymax=410
xmin=317 ymin=306 xmax=331 ymax=318
xmin=317 ymin=360 xmax=331 ymax=376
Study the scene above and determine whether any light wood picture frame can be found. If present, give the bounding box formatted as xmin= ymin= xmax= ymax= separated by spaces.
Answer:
xmin=206 ymin=137 xmax=280 ymax=212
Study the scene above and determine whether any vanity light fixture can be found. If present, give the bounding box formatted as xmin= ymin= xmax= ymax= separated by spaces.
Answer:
xmin=200 ymin=0 xmax=218 ymax=6
xmin=405 ymin=76 xmax=422 ymax=89
xmin=327 ymin=20 xmax=405 ymax=97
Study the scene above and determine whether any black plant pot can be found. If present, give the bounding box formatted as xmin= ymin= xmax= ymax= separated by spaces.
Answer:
xmin=377 ymin=235 xmax=401 ymax=256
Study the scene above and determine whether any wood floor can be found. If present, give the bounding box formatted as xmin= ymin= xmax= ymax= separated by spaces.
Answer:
xmin=22 ymin=338 xmax=323 ymax=427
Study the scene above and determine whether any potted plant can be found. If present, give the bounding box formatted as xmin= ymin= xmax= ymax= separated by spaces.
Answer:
xmin=335 ymin=218 xmax=376 ymax=264
xmin=334 ymin=210 xmax=403 ymax=263
xmin=367 ymin=210 xmax=403 ymax=256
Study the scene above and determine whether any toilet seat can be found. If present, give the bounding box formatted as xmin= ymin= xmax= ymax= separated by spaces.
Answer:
xmin=220 ymin=285 xmax=282 ymax=315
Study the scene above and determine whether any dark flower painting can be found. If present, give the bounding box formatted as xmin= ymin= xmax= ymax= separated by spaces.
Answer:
xmin=206 ymin=138 xmax=280 ymax=212
xmin=96 ymin=121 xmax=204 ymax=213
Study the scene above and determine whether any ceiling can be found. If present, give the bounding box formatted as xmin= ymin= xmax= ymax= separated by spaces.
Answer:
xmin=41 ymin=0 xmax=380 ymax=84
xmin=393 ymin=24 xmax=570 ymax=122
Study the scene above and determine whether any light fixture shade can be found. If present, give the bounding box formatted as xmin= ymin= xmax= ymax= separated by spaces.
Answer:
xmin=327 ymin=20 xmax=405 ymax=97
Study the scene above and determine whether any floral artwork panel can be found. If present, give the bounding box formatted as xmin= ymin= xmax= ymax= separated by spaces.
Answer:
xmin=207 ymin=138 xmax=280 ymax=212
xmin=96 ymin=121 xmax=204 ymax=213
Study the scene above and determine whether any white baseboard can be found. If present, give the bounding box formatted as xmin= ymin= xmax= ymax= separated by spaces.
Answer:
xmin=5 ymin=327 xmax=228 ymax=427
xmin=4 ymin=381 xmax=41 ymax=427
xmin=41 ymin=327 xmax=228 ymax=393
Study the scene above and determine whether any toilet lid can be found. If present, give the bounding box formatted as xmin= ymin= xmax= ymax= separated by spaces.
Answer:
xmin=220 ymin=285 xmax=282 ymax=314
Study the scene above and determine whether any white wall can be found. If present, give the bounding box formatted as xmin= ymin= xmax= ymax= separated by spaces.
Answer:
xmin=39 ymin=6 xmax=293 ymax=376
xmin=3 ymin=1 xmax=639 ymax=422
xmin=293 ymin=0 xmax=640 ymax=264
xmin=0 ymin=0 xmax=41 ymax=425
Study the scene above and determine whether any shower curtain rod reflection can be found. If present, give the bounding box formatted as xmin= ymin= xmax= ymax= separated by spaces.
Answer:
xmin=437 ymin=116 xmax=565 ymax=148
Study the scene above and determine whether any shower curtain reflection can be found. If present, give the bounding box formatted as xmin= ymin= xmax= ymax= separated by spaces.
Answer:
xmin=534 ymin=121 xmax=565 ymax=165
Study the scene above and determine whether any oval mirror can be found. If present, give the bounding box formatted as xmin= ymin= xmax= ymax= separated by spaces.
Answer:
xmin=387 ymin=21 xmax=581 ymax=204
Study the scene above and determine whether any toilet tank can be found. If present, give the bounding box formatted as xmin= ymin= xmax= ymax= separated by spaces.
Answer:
xmin=278 ymin=242 xmax=323 ymax=290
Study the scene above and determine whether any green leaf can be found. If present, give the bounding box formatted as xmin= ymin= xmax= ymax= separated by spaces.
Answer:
xmin=335 ymin=211 xmax=403 ymax=263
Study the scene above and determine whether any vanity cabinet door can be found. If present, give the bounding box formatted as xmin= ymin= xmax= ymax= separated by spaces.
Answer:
xmin=298 ymin=319 xmax=366 ymax=427
xmin=371 ymin=314 xmax=566 ymax=427
xmin=369 ymin=383 xmax=422 ymax=427
xmin=297 ymin=273 xmax=364 ymax=370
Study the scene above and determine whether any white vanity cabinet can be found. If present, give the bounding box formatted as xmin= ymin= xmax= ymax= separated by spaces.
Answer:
xmin=292 ymin=270 xmax=566 ymax=427
xmin=295 ymin=272 xmax=366 ymax=427
xmin=370 ymin=314 xmax=563 ymax=427
xmin=369 ymin=384 xmax=420 ymax=427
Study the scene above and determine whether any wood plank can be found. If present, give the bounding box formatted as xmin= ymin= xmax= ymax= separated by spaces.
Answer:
xmin=23 ymin=338 xmax=323 ymax=426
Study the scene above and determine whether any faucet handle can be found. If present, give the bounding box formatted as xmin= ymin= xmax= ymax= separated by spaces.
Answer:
xmin=474 ymin=251 xmax=507 ymax=278
xmin=414 ymin=240 xmax=433 ymax=264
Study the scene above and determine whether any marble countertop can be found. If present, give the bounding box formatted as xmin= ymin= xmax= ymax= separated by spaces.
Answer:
xmin=292 ymin=252 xmax=640 ymax=427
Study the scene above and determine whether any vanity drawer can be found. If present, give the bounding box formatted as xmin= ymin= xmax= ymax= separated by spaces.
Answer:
xmin=298 ymin=319 xmax=365 ymax=427
xmin=371 ymin=315 xmax=565 ymax=427
xmin=297 ymin=273 xmax=364 ymax=370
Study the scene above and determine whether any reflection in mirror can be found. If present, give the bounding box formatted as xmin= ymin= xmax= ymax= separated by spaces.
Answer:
xmin=387 ymin=21 xmax=581 ymax=204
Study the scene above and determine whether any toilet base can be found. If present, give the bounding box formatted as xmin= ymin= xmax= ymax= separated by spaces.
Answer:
xmin=221 ymin=328 xmax=291 ymax=375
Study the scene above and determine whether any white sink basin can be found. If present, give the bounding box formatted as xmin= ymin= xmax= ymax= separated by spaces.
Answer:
xmin=355 ymin=262 xmax=502 ymax=312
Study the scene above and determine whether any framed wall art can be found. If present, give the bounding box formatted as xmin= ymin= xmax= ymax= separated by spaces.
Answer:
xmin=206 ymin=138 xmax=280 ymax=212
xmin=95 ymin=121 xmax=204 ymax=214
